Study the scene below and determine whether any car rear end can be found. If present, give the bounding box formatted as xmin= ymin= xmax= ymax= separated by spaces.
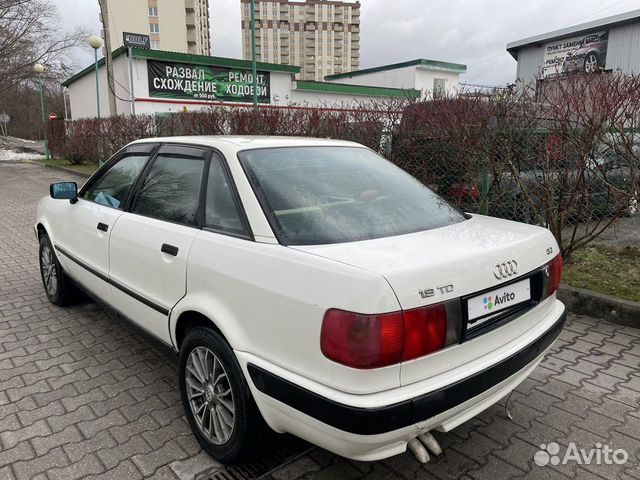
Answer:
xmin=243 ymin=223 xmax=565 ymax=460
xmin=235 ymin=143 xmax=566 ymax=461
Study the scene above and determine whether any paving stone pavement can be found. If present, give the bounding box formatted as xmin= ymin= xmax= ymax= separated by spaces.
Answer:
xmin=1 ymin=162 xmax=639 ymax=480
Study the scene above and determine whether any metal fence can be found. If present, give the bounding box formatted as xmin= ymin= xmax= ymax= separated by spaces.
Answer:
xmin=388 ymin=130 xmax=639 ymax=254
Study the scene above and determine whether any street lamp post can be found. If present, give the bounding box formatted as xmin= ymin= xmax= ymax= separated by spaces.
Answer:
xmin=33 ymin=63 xmax=50 ymax=160
xmin=88 ymin=36 xmax=103 ymax=119
xmin=88 ymin=36 xmax=104 ymax=165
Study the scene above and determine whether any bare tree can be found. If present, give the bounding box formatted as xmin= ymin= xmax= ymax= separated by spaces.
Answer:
xmin=0 ymin=0 xmax=85 ymax=94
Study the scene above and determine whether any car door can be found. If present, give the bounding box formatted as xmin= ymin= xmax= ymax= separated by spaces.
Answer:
xmin=107 ymin=144 xmax=209 ymax=344
xmin=52 ymin=144 xmax=156 ymax=301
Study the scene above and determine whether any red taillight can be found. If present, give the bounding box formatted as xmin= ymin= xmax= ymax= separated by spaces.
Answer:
xmin=402 ymin=304 xmax=447 ymax=361
xmin=548 ymin=254 xmax=563 ymax=295
xmin=320 ymin=310 xmax=403 ymax=369
xmin=320 ymin=304 xmax=447 ymax=369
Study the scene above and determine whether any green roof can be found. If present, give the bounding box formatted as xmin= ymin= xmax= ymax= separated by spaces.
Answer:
xmin=325 ymin=59 xmax=467 ymax=81
xmin=295 ymin=80 xmax=421 ymax=98
xmin=62 ymin=47 xmax=300 ymax=87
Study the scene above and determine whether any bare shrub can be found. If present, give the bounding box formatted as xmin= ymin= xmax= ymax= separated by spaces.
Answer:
xmin=397 ymin=74 xmax=640 ymax=259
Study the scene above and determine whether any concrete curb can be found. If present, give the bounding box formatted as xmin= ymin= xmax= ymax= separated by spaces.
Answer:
xmin=558 ymin=284 xmax=640 ymax=328
xmin=23 ymin=160 xmax=92 ymax=178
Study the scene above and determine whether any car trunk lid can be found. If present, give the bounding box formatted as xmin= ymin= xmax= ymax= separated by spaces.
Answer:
xmin=292 ymin=214 xmax=557 ymax=311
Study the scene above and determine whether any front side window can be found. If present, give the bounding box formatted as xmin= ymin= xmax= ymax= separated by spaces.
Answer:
xmin=132 ymin=155 xmax=205 ymax=225
xmin=239 ymin=147 xmax=465 ymax=245
xmin=204 ymin=156 xmax=249 ymax=236
xmin=82 ymin=155 xmax=149 ymax=209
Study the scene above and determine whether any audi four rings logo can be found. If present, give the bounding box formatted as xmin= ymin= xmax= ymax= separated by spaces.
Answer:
xmin=494 ymin=260 xmax=518 ymax=279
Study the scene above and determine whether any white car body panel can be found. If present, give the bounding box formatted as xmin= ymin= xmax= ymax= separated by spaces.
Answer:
xmin=174 ymin=228 xmax=403 ymax=393
xmin=109 ymin=212 xmax=199 ymax=344
xmin=38 ymin=197 xmax=122 ymax=300
xmin=35 ymin=135 xmax=566 ymax=462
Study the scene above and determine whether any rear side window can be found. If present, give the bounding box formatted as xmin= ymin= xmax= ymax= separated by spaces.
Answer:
xmin=204 ymin=155 xmax=249 ymax=237
xmin=132 ymin=155 xmax=205 ymax=225
xmin=83 ymin=155 xmax=149 ymax=209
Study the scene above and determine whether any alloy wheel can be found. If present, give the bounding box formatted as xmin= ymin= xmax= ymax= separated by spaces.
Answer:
xmin=185 ymin=346 xmax=235 ymax=445
xmin=40 ymin=244 xmax=58 ymax=297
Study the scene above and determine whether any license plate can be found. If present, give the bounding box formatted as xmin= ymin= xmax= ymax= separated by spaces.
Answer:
xmin=467 ymin=278 xmax=531 ymax=325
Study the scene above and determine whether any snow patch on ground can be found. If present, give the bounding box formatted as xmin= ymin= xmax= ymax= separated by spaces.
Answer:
xmin=0 ymin=149 xmax=45 ymax=161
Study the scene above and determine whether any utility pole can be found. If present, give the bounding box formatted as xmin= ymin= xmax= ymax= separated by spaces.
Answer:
xmin=250 ymin=0 xmax=258 ymax=109
xmin=98 ymin=0 xmax=117 ymax=116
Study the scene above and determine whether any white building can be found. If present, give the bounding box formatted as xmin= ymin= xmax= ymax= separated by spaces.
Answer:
xmin=325 ymin=59 xmax=467 ymax=99
xmin=62 ymin=48 xmax=466 ymax=119
xmin=101 ymin=0 xmax=211 ymax=55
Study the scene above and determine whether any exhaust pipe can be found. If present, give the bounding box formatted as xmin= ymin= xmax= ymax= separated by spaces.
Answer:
xmin=407 ymin=438 xmax=430 ymax=464
xmin=408 ymin=432 xmax=443 ymax=463
xmin=418 ymin=432 xmax=443 ymax=456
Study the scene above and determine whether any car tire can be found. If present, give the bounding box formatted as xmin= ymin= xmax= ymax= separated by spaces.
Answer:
xmin=179 ymin=327 xmax=264 ymax=464
xmin=38 ymin=234 xmax=78 ymax=307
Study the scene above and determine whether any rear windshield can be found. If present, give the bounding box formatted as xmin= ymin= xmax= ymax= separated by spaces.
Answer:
xmin=239 ymin=146 xmax=465 ymax=245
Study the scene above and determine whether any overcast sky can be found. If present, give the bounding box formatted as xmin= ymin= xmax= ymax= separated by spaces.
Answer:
xmin=54 ymin=0 xmax=639 ymax=86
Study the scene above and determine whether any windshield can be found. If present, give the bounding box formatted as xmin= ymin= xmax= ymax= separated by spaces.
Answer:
xmin=239 ymin=146 xmax=465 ymax=245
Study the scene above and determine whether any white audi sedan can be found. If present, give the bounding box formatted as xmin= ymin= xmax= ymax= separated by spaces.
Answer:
xmin=35 ymin=136 xmax=565 ymax=464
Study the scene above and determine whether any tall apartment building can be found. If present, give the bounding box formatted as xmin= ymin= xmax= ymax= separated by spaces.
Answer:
xmin=240 ymin=0 xmax=361 ymax=81
xmin=100 ymin=0 xmax=211 ymax=55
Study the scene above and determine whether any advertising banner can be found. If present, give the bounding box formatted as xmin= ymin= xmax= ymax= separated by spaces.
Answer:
xmin=541 ymin=31 xmax=608 ymax=78
xmin=148 ymin=60 xmax=271 ymax=103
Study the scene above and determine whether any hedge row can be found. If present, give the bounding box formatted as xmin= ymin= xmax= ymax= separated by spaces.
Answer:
xmin=47 ymin=103 xmax=405 ymax=164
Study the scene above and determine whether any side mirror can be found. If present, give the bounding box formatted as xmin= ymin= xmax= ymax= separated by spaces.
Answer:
xmin=50 ymin=182 xmax=78 ymax=203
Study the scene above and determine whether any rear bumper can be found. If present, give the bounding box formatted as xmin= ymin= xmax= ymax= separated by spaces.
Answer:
xmin=248 ymin=306 xmax=565 ymax=436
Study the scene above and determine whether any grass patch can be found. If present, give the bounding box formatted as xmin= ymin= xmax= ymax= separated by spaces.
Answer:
xmin=32 ymin=158 xmax=99 ymax=176
xmin=564 ymin=245 xmax=640 ymax=302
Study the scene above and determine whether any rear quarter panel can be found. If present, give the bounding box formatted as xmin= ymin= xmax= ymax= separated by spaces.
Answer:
xmin=173 ymin=229 xmax=404 ymax=394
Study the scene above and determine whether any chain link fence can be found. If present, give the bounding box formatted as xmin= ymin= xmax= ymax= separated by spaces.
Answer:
xmin=390 ymin=129 xmax=639 ymax=253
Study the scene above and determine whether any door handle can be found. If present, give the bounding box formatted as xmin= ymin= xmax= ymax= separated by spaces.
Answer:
xmin=97 ymin=222 xmax=109 ymax=232
xmin=161 ymin=243 xmax=179 ymax=256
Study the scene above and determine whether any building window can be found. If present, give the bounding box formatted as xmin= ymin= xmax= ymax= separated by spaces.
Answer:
xmin=150 ymin=40 xmax=160 ymax=49
xmin=148 ymin=6 xmax=158 ymax=17
xmin=150 ymin=23 xmax=159 ymax=33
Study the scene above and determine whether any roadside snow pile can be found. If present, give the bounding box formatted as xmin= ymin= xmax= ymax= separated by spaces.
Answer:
xmin=0 ymin=148 xmax=45 ymax=161
xmin=0 ymin=136 xmax=46 ymax=161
